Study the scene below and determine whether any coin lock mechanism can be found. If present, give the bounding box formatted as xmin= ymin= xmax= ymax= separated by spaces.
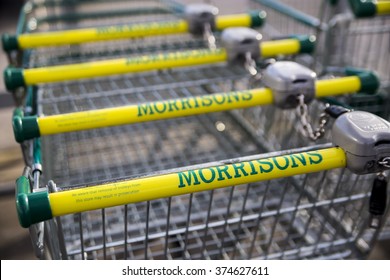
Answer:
xmin=262 ymin=61 xmax=316 ymax=109
xmin=332 ymin=111 xmax=390 ymax=174
xmin=184 ymin=4 xmax=218 ymax=35
xmin=221 ymin=27 xmax=262 ymax=64
xmin=332 ymin=111 xmax=390 ymax=228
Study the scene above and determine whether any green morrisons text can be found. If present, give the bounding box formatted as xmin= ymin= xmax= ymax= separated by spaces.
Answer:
xmin=178 ymin=152 xmax=323 ymax=188
xmin=125 ymin=48 xmax=225 ymax=65
xmin=96 ymin=20 xmax=183 ymax=35
xmin=137 ymin=91 xmax=253 ymax=117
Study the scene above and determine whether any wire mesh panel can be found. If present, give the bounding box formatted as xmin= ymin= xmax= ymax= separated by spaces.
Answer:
xmin=248 ymin=0 xmax=340 ymax=68
xmin=322 ymin=16 xmax=390 ymax=95
xmin=249 ymin=0 xmax=333 ymax=37
xmin=33 ymin=64 xmax=250 ymax=183
xmin=16 ymin=0 xmax=191 ymax=68
xmin=25 ymin=0 xmax=179 ymax=31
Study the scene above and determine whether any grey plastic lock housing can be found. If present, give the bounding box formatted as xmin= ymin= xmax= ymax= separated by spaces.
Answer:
xmin=221 ymin=27 xmax=262 ymax=64
xmin=184 ymin=4 xmax=218 ymax=35
xmin=262 ymin=61 xmax=316 ymax=109
xmin=332 ymin=111 xmax=390 ymax=174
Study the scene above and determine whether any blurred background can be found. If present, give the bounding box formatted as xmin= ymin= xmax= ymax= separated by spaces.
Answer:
xmin=0 ymin=0 xmax=389 ymax=260
xmin=0 ymin=0 xmax=35 ymax=259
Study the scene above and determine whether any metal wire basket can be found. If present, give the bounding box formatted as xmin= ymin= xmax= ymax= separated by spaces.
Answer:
xmin=321 ymin=6 xmax=390 ymax=98
xmin=23 ymin=0 xmax=183 ymax=30
xmin=17 ymin=110 xmax=390 ymax=260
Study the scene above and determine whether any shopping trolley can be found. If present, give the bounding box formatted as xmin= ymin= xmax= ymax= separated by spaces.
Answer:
xmin=15 ymin=107 xmax=390 ymax=259
xmin=2 ymin=1 xmax=266 ymax=68
xmin=11 ymin=61 xmax=379 ymax=147
xmin=4 ymin=30 xmax=314 ymax=91
xmin=2 ymin=0 xmax=186 ymax=65
xmin=327 ymin=0 xmax=390 ymax=247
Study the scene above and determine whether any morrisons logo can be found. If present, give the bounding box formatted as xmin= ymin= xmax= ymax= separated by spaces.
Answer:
xmin=96 ymin=21 xmax=182 ymax=35
xmin=177 ymin=152 xmax=323 ymax=188
xmin=137 ymin=91 xmax=253 ymax=117
xmin=125 ymin=48 xmax=225 ymax=66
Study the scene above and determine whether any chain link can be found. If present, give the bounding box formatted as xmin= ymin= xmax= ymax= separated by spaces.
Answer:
xmin=244 ymin=52 xmax=262 ymax=86
xmin=379 ymin=158 xmax=390 ymax=168
xmin=296 ymin=94 xmax=329 ymax=141
xmin=203 ymin=23 xmax=216 ymax=50
xmin=244 ymin=52 xmax=257 ymax=76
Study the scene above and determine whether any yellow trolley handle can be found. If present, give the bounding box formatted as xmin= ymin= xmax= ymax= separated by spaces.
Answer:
xmin=15 ymin=146 xmax=346 ymax=227
xmin=12 ymin=70 xmax=379 ymax=143
xmin=16 ymin=110 xmax=390 ymax=228
xmin=4 ymin=36 xmax=315 ymax=91
xmin=349 ymin=0 xmax=390 ymax=17
xmin=1 ymin=11 xmax=266 ymax=51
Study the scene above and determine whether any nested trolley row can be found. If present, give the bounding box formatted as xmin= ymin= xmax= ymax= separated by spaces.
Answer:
xmin=13 ymin=52 xmax=388 ymax=260
xmin=2 ymin=1 xmax=270 ymax=106
xmin=3 ymin=0 xmax=390 ymax=259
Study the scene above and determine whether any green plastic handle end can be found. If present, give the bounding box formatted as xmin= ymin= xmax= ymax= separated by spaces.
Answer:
xmin=348 ymin=0 xmax=377 ymax=18
xmin=249 ymin=10 xmax=267 ymax=28
xmin=299 ymin=35 xmax=316 ymax=54
xmin=16 ymin=175 xmax=52 ymax=228
xmin=13 ymin=109 xmax=40 ymax=143
xmin=345 ymin=67 xmax=380 ymax=94
xmin=4 ymin=67 xmax=26 ymax=91
xmin=2 ymin=33 xmax=19 ymax=52
xmin=286 ymin=35 xmax=316 ymax=54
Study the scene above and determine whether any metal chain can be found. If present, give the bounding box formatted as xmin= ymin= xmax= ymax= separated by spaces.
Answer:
xmin=244 ymin=52 xmax=262 ymax=87
xmin=378 ymin=158 xmax=390 ymax=168
xmin=244 ymin=52 xmax=258 ymax=76
xmin=203 ymin=23 xmax=216 ymax=50
xmin=296 ymin=94 xmax=329 ymax=141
